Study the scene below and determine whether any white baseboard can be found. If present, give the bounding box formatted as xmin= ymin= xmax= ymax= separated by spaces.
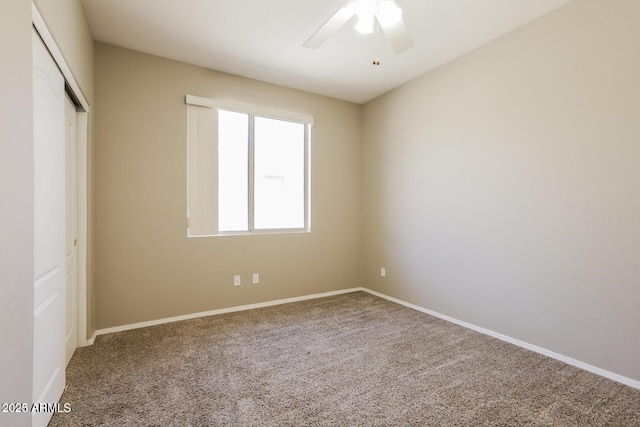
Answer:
xmin=85 ymin=331 xmax=97 ymax=346
xmin=362 ymin=288 xmax=640 ymax=391
xmin=92 ymin=287 xmax=365 ymax=338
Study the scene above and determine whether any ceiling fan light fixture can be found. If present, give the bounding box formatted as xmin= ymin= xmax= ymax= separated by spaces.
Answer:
xmin=303 ymin=0 xmax=413 ymax=55
xmin=355 ymin=0 xmax=377 ymax=17
xmin=355 ymin=14 xmax=375 ymax=34
xmin=377 ymin=0 xmax=403 ymax=26
xmin=354 ymin=0 xmax=377 ymax=34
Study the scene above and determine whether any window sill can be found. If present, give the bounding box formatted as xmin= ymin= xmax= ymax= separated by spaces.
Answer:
xmin=188 ymin=228 xmax=311 ymax=238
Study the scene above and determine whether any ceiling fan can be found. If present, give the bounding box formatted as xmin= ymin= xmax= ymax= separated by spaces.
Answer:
xmin=304 ymin=0 xmax=414 ymax=58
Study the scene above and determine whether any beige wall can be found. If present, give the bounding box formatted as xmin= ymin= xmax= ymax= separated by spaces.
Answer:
xmin=93 ymin=43 xmax=363 ymax=329
xmin=363 ymin=0 xmax=640 ymax=381
xmin=0 ymin=2 xmax=34 ymax=425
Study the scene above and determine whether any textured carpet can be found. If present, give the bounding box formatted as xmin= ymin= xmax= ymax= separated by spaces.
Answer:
xmin=50 ymin=292 xmax=640 ymax=426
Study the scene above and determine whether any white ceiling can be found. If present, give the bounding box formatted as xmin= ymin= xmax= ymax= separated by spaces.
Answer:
xmin=81 ymin=0 xmax=569 ymax=104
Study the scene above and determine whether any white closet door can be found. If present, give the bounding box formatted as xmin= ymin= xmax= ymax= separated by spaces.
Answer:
xmin=33 ymin=27 xmax=66 ymax=427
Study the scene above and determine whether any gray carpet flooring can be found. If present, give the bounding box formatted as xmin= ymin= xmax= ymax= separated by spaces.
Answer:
xmin=50 ymin=291 xmax=640 ymax=426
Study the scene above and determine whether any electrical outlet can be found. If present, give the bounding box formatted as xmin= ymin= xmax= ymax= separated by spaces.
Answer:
xmin=234 ymin=275 xmax=241 ymax=286
xmin=380 ymin=267 xmax=386 ymax=278
xmin=252 ymin=273 xmax=259 ymax=284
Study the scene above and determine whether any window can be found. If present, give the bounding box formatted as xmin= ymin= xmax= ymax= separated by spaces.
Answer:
xmin=186 ymin=95 xmax=312 ymax=236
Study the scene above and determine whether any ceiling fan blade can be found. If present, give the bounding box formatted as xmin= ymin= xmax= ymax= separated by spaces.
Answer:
xmin=378 ymin=15 xmax=414 ymax=54
xmin=304 ymin=1 xmax=358 ymax=49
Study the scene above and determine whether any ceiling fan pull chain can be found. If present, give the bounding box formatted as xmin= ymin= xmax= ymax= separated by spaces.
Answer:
xmin=373 ymin=20 xmax=381 ymax=65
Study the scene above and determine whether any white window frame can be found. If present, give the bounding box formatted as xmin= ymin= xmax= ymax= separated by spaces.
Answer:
xmin=186 ymin=95 xmax=313 ymax=237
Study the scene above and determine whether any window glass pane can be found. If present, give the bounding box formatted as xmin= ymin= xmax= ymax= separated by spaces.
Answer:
xmin=254 ymin=117 xmax=305 ymax=229
xmin=218 ymin=110 xmax=248 ymax=231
